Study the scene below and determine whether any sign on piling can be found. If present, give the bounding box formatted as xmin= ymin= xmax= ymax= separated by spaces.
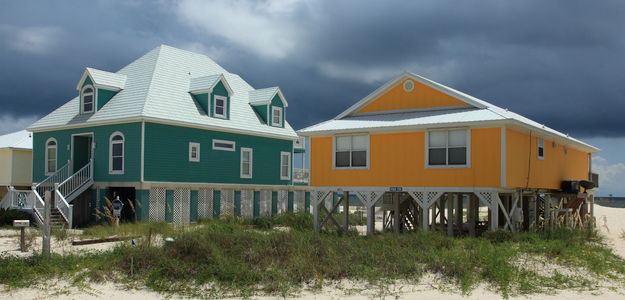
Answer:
xmin=13 ymin=220 xmax=29 ymax=252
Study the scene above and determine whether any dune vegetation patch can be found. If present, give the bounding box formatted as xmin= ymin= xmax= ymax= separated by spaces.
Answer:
xmin=1 ymin=213 xmax=624 ymax=299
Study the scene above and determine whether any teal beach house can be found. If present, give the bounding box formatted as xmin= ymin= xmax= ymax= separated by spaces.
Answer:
xmin=24 ymin=45 xmax=310 ymax=227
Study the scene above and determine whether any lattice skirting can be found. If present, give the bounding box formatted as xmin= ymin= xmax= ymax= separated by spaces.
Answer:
xmin=149 ymin=188 xmax=166 ymax=222
xmin=144 ymin=188 xmax=310 ymax=224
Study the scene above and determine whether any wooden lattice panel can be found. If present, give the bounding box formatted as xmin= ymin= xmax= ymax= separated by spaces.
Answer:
xmin=197 ymin=189 xmax=213 ymax=219
xmin=173 ymin=189 xmax=190 ymax=225
xmin=220 ymin=190 xmax=235 ymax=216
xmin=241 ymin=190 xmax=253 ymax=218
xmin=278 ymin=190 xmax=288 ymax=213
xmin=260 ymin=191 xmax=271 ymax=216
xmin=149 ymin=188 xmax=166 ymax=222
xmin=294 ymin=191 xmax=306 ymax=212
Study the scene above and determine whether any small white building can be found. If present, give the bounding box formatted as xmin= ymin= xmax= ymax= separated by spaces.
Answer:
xmin=0 ymin=130 xmax=33 ymax=200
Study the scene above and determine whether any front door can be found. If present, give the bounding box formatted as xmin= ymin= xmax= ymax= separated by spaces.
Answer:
xmin=72 ymin=134 xmax=93 ymax=173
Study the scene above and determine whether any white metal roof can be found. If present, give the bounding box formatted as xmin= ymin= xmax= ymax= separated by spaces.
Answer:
xmin=29 ymin=45 xmax=297 ymax=140
xmin=76 ymin=68 xmax=127 ymax=91
xmin=248 ymin=87 xmax=288 ymax=107
xmin=0 ymin=130 xmax=32 ymax=150
xmin=299 ymin=72 xmax=598 ymax=153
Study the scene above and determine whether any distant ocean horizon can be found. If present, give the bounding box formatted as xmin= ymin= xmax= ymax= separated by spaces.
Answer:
xmin=595 ymin=197 xmax=625 ymax=208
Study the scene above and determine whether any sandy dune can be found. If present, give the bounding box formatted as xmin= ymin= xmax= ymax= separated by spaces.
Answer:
xmin=1 ymin=204 xmax=624 ymax=300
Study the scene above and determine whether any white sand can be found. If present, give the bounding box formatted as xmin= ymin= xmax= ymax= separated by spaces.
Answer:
xmin=2 ymin=204 xmax=625 ymax=300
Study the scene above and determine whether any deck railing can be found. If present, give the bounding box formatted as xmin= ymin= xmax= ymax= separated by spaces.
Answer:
xmin=293 ymin=168 xmax=309 ymax=184
xmin=34 ymin=161 xmax=70 ymax=197
xmin=54 ymin=185 xmax=73 ymax=228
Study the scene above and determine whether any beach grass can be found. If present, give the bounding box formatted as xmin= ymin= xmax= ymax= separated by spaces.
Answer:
xmin=0 ymin=213 xmax=624 ymax=298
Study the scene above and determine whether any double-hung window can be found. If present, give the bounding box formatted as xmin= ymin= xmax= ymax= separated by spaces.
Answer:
xmin=537 ymin=137 xmax=544 ymax=160
xmin=280 ymin=152 xmax=291 ymax=180
xmin=427 ymin=129 xmax=468 ymax=167
xmin=241 ymin=148 xmax=253 ymax=178
xmin=271 ymin=106 xmax=283 ymax=127
xmin=214 ymin=95 xmax=227 ymax=119
xmin=189 ymin=142 xmax=200 ymax=162
xmin=45 ymin=138 xmax=57 ymax=175
xmin=109 ymin=132 xmax=124 ymax=174
xmin=81 ymin=86 xmax=94 ymax=113
xmin=335 ymin=135 xmax=369 ymax=168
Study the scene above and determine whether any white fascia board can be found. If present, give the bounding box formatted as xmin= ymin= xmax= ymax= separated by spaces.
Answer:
xmin=29 ymin=117 xmax=299 ymax=141
xmin=297 ymin=119 xmax=509 ymax=136
xmin=75 ymin=69 xmax=91 ymax=91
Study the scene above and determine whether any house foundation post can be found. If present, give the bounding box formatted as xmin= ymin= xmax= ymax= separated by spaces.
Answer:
xmin=393 ymin=192 xmax=400 ymax=234
xmin=342 ymin=191 xmax=349 ymax=233
xmin=447 ymin=194 xmax=454 ymax=236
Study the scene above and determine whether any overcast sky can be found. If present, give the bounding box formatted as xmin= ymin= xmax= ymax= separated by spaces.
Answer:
xmin=0 ymin=0 xmax=623 ymax=195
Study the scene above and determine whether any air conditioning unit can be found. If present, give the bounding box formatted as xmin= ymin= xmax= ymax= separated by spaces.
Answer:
xmin=561 ymin=180 xmax=580 ymax=194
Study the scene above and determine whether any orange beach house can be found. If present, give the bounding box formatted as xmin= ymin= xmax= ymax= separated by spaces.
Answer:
xmin=298 ymin=72 xmax=599 ymax=235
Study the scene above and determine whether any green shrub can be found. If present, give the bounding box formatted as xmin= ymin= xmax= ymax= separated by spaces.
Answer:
xmin=483 ymin=229 xmax=514 ymax=243
xmin=0 ymin=208 xmax=34 ymax=226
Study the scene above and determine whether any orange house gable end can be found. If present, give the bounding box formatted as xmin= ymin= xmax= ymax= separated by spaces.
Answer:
xmin=356 ymin=78 xmax=470 ymax=114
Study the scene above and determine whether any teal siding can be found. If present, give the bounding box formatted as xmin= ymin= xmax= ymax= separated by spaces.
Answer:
xmin=190 ymin=190 xmax=198 ymax=222
xmin=209 ymin=81 xmax=231 ymax=119
xmin=144 ymin=122 xmax=293 ymax=185
xmin=213 ymin=190 xmax=221 ymax=218
xmin=234 ymin=191 xmax=241 ymax=216
xmin=82 ymin=76 xmax=93 ymax=88
xmin=253 ymin=191 xmax=260 ymax=217
xmin=268 ymin=94 xmax=285 ymax=128
xmin=97 ymin=89 xmax=117 ymax=110
xmin=252 ymin=104 xmax=268 ymax=124
xmin=288 ymin=191 xmax=294 ymax=212
xmin=136 ymin=189 xmax=150 ymax=221
xmin=32 ymin=122 xmax=142 ymax=182
xmin=271 ymin=191 xmax=278 ymax=215
xmin=192 ymin=94 xmax=210 ymax=115
xmin=165 ymin=190 xmax=173 ymax=222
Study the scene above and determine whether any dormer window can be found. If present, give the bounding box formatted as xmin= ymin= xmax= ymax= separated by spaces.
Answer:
xmin=214 ymin=95 xmax=227 ymax=119
xmin=81 ymin=85 xmax=95 ymax=114
xmin=272 ymin=106 xmax=283 ymax=127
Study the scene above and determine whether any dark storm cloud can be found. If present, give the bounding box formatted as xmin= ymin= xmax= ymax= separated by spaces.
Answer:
xmin=0 ymin=0 xmax=623 ymax=138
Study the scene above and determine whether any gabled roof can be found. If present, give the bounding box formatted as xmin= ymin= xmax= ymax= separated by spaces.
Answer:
xmin=0 ymin=130 xmax=32 ymax=150
xmin=29 ymin=45 xmax=297 ymax=140
xmin=248 ymin=87 xmax=288 ymax=107
xmin=299 ymin=72 xmax=598 ymax=153
xmin=76 ymin=68 xmax=127 ymax=91
xmin=189 ymin=73 xmax=234 ymax=95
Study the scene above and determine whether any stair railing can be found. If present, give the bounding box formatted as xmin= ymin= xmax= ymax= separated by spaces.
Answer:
xmin=34 ymin=161 xmax=71 ymax=198
xmin=54 ymin=183 xmax=73 ymax=229
xmin=31 ymin=188 xmax=45 ymax=226
xmin=57 ymin=159 xmax=93 ymax=200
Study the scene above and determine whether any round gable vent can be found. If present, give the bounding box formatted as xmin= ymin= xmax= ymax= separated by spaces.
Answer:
xmin=403 ymin=80 xmax=414 ymax=92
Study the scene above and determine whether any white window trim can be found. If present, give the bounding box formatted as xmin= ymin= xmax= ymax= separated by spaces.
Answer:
xmin=271 ymin=106 xmax=283 ymax=127
xmin=45 ymin=137 xmax=58 ymax=175
xmin=240 ymin=147 xmax=253 ymax=179
xmin=81 ymin=85 xmax=95 ymax=114
xmin=425 ymin=128 xmax=471 ymax=169
xmin=280 ymin=151 xmax=291 ymax=180
xmin=109 ymin=131 xmax=125 ymax=174
xmin=332 ymin=134 xmax=370 ymax=170
xmin=189 ymin=142 xmax=200 ymax=162
xmin=538 ymin=137 xmax=545 ymax=160
xmin=213 ymin=95 xmax=227 ymax=119
xmin=212 ymin=139 xmax=235 ymax=151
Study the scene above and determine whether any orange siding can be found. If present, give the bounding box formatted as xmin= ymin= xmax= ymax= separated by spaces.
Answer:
xmin=357 ymin=79 xmax=469 ymax=114
xmin=506 ymin=128 xmax=589 ymax=189
xmin=310 ymin=128 xmax=501 ymax=187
